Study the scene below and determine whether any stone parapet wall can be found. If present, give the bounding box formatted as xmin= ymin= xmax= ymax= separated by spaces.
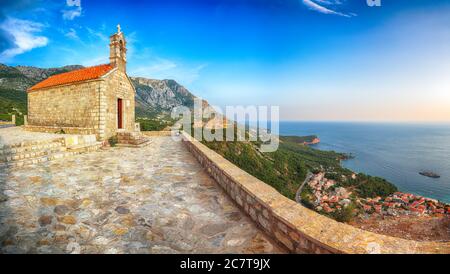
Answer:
xmin=181 ymin=131 xmax=450 ymax=254
xmin=24 ymin=125 xmax=96 ymax=136
xmin=141 ymin=131 xmax=172 ymax=137
xmin=0 ymin=121 xmax=14 ymax=126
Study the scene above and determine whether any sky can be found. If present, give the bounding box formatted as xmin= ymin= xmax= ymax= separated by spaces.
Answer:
xmin=1 ymin=0 xmax=450 ymax=122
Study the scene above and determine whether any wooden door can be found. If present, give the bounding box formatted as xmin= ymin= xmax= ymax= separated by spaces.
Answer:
xmin=117 ymin=98 xmax=123 ymax=129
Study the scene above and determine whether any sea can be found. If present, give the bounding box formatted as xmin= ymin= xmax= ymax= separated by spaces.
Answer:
xmin=278 ymin=121 xmax=450 ymax=203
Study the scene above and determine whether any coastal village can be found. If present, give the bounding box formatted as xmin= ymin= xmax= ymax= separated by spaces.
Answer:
xmin=306 ymin=172 xmax=450 ymax=217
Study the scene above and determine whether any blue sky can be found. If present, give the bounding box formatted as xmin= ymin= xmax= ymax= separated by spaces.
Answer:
xmin=1 ymin=0 xmax=450 ymax=121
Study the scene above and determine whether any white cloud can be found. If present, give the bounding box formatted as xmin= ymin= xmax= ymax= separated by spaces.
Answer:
xmin=62 ymin=0 xmax=82 ymax=20
xmin=130 ymin=57 xmax=207 ymax=85
xmin=67 ymin=0 xmax=81 ymax=7
xmin=302 ymin=0 xmax=353 ymax=17
xmin=65 ymin=28 xmax=79 ymax=40
xmin=62 ymin=9 xmax=81 ymax=20
xmin=0 ymin=17 xmax=48 ymax=61
xmin=86 ymin=27 xmax=108 ymax=42
xmin=130 ymin=58 xmax=178 ymax=76
xmin=80 ymin=55 xmax=109 ymax=67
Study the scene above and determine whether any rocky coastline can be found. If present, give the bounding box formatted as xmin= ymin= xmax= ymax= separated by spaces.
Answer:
xmin=304 ymin=137 xmax=320 ymax=145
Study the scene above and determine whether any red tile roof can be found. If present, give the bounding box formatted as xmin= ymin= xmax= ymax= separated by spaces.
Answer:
xmin=28 ymin=64 xmax=114 ymax=92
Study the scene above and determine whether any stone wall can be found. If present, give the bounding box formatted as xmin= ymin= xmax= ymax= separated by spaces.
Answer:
xmin=100 ymin=69 xmax=135 ymax=140
xmin=23 ymin=125 xmax=96 ymax=135
xmin=27 ymin=69 xmax=136 ymax=141
xmin=142 ymin=131 xmax=172 ymax=137
xmin=28 ymin=80 xmax=101 ymax=135
xmin=181 ymin=131 xmax=450 ymax=254
xmin=0 ymin=121 xmax=14 ymax=126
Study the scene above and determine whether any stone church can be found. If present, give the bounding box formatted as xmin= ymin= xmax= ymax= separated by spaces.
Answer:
xmin=27 ymin=25 xmax=136 ymax=141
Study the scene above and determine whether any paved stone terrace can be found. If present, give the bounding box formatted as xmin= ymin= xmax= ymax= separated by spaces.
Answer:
xmin=0 ymin=136 xmax=283 ymax=254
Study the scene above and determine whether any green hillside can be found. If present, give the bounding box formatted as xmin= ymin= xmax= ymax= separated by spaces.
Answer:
xmin=0 ymin=64 xmax=84 ymax=125
xmin=0 ymin=65 xmax=30 ymax=124
xmin=193 ymin=127 xmax=398 ymax=222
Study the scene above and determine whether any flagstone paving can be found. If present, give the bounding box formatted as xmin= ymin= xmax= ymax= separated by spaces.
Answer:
xmin=0 ymin=136 xmax=284 ymax=254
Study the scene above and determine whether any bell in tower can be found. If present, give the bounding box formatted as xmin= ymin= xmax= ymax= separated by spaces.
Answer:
xmin=109 ymin=24 xmax=127 ymax=72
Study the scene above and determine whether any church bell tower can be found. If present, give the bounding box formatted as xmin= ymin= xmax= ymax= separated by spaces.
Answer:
xmin=109 ymin=24 xmax=127 ymax=72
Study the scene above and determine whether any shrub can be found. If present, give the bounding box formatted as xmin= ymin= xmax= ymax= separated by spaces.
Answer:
xmin=300 ymin=187 xmax=315 ymax=210
xmin=331 ymin=203 xmax=356 ymax=223
xmin=15 ymin=115 xmax=24 ymax=126
xmin=108 ymin=136 xmax=118 ymax=147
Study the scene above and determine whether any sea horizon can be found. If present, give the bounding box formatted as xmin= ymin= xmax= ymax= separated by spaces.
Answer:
xmin=243 ymin=119 xmax=450 ymax=125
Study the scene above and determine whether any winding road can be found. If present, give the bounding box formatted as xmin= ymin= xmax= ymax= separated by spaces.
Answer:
xmin=295 ymin=171 xmax=313 ymax=204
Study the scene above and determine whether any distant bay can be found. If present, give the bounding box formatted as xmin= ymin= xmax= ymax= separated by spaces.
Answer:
xmin=278 ymin=121 xmax=450 ymax=203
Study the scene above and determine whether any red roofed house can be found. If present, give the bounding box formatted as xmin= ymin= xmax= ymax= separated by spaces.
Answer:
xmin=26 ymin=25 xmax=136 ymax=141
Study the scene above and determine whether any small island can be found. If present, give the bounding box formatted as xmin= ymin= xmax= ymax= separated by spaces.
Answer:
xmin=419 ymin=171 xmax=440 ymax=179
